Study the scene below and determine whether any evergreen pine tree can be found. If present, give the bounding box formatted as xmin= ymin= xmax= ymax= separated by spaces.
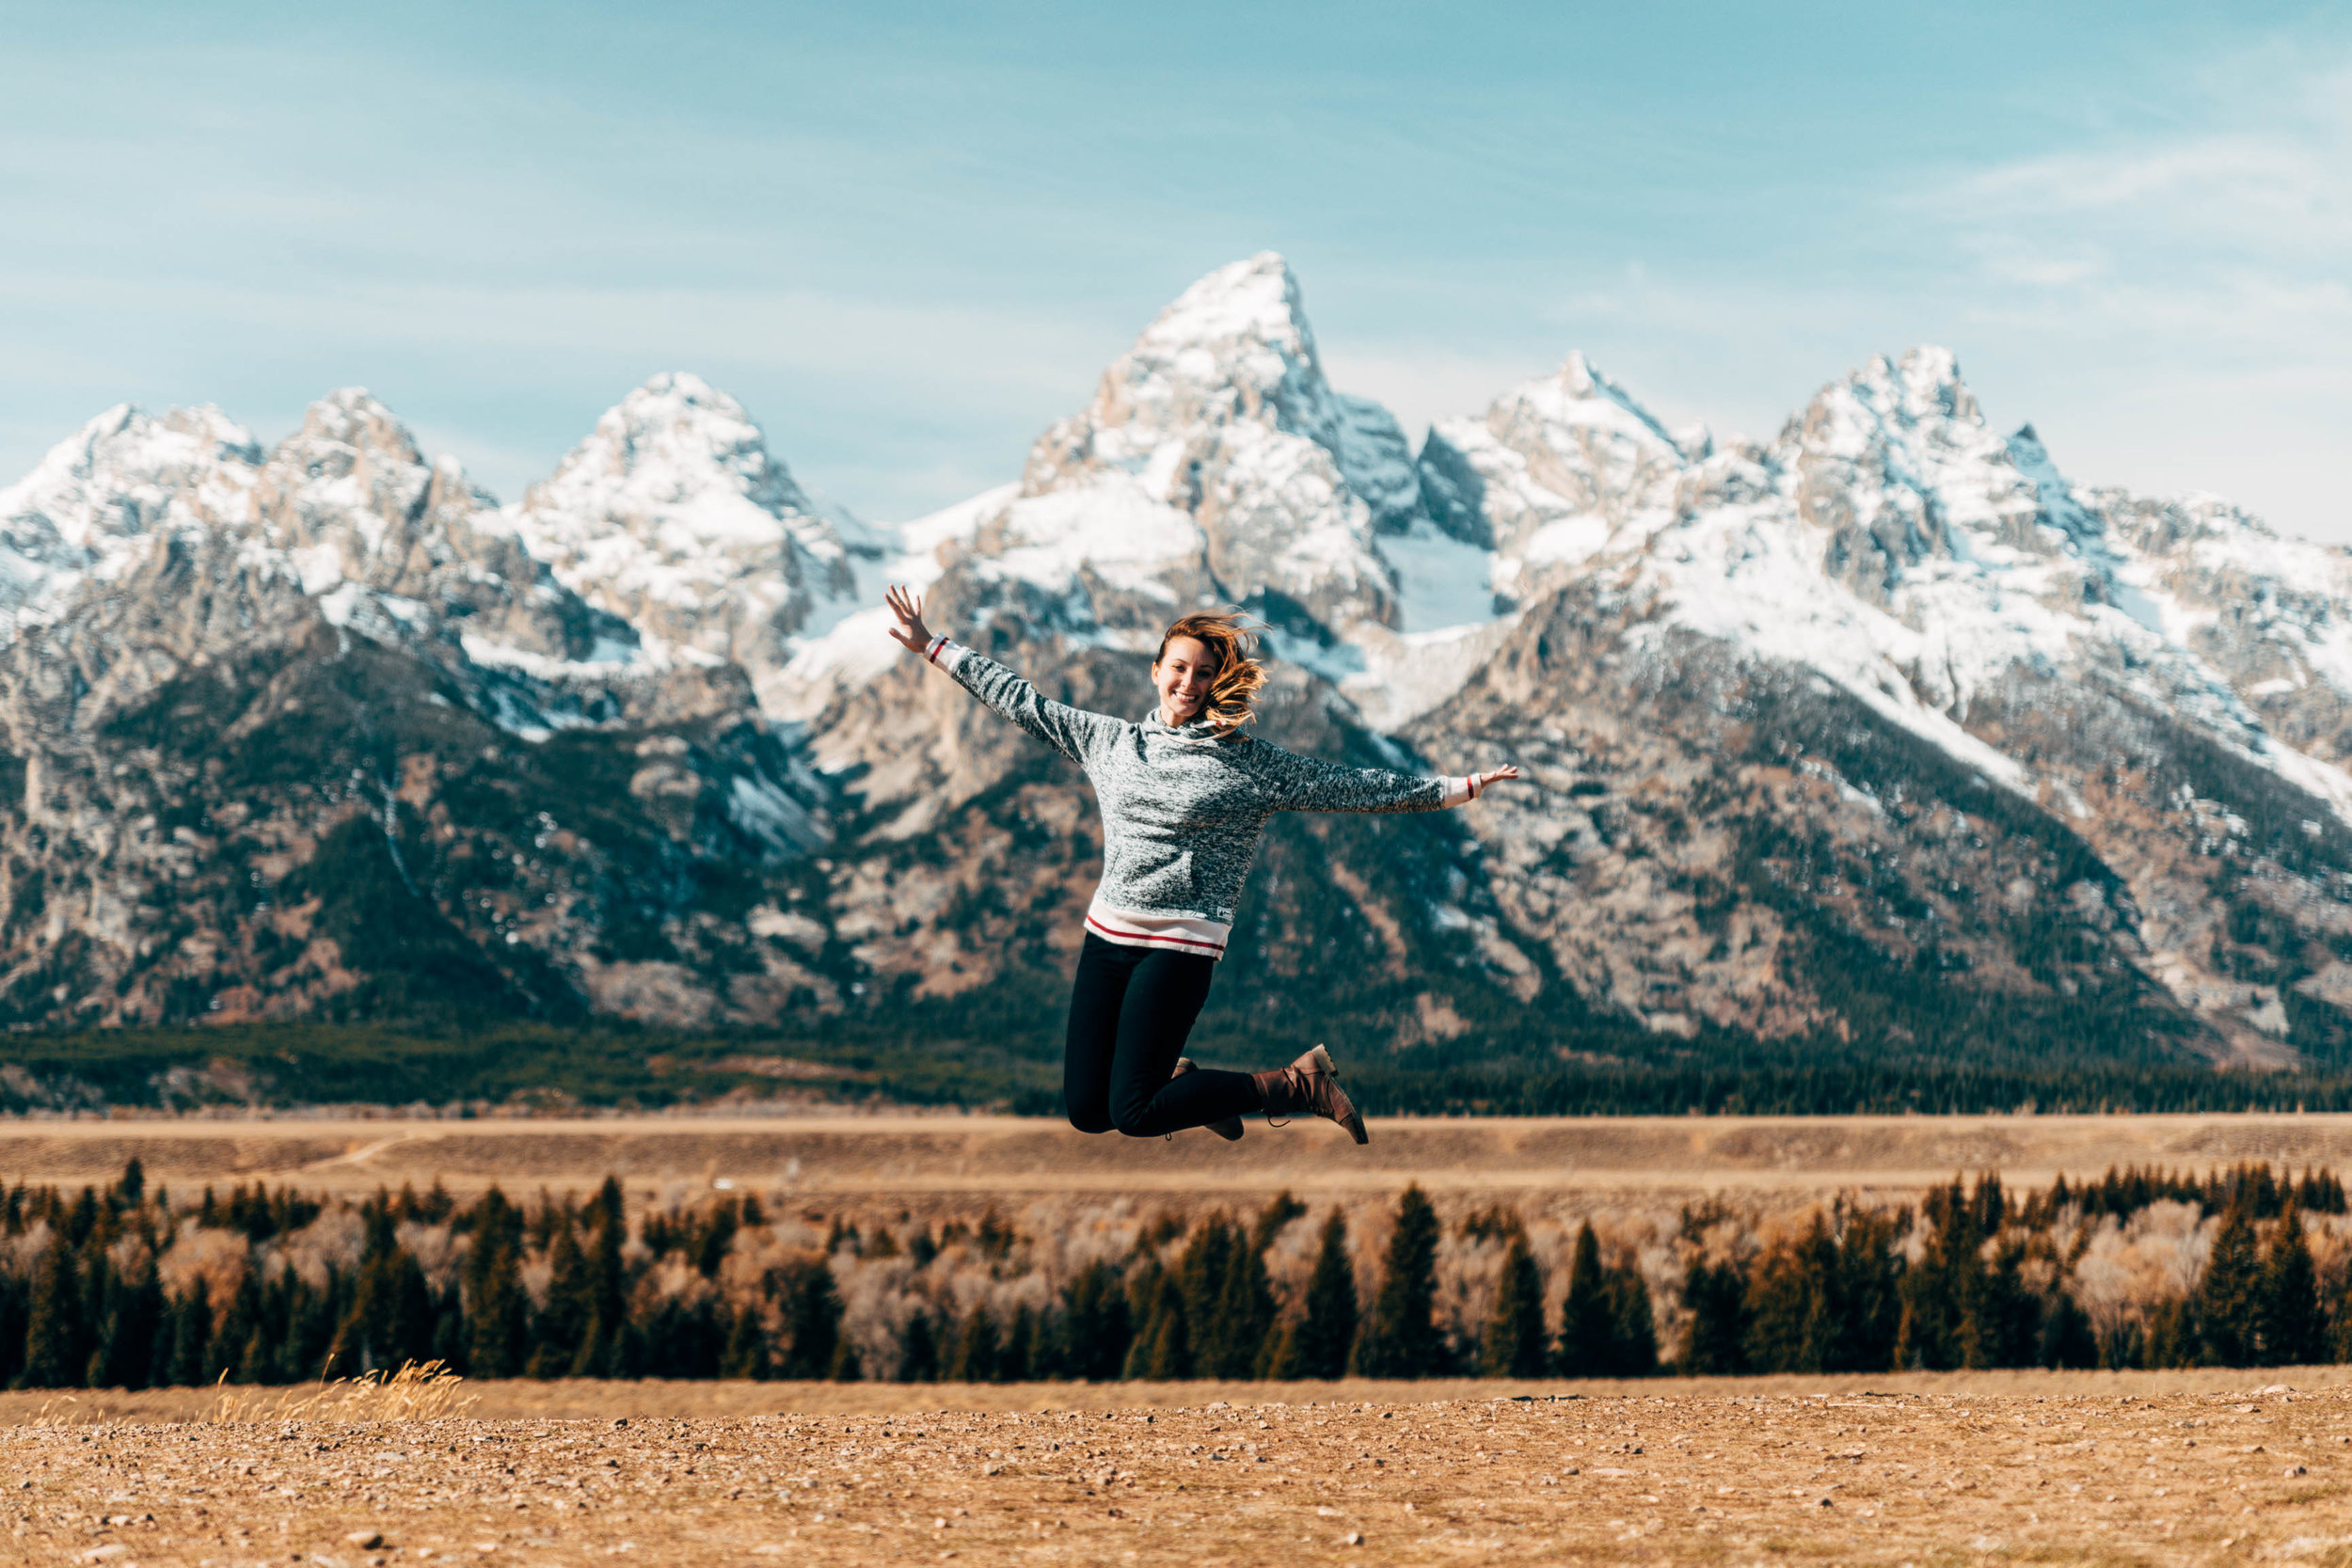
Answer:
xmin=1743 ymin=1218 xmax=1836 ymax=1374
xmin=79 ymin=1250 xmax=119 ymax=1390
xmin=241 ymin=1271 xmax=293 ymax=1385
xmin=386 ymin=1252 xmax=437 ymax=1370
xmin=720 ymin=1303 xmax=771 ymax=1381
xmin=1136 ymin=1275 xmax=1189 ymax=1381
xmin=641 ymin=1296 xmax=722 ymax=1379
xmin=2036 ymin=1288 xmax=2098 ymax=1370
xmin=572 ymin=1178 xmax=630 ymax=1378
xmin=529 ymin=1218 xmax=590 ymax=1379
xmin=0 ymin=1273 xmax=25 ymax=1389
xmin=1174 ymin=1219 xmax=1245 ymax=1378
xmin=146 ymin=1291 xmax=180 ymax=1389
xmin=1119 ymin=1261 xmax=1165 ymax=1381
xmin=1603 ymin=1255 xmax=1658 ymax=1377
xmin=776 ymin=1259 xmax=843 ymax=1381
xmin=949 ymin=1307 xmax=1002 ymax=1383
xmin=206 ymin=1270 xmax=262 ymax=1385
xmin=430 ymin=1284 xmax=469 ymax=1375
xmin=167 ymin=1280 xmax=211 ymax=1386
xmin=1061 ymin=1261 xmax=1133 ymax=1383
xmin=1355 ymin=1186 xmax=1444 ymax=1378
xmin=2196 ymin=1200 xmax=2264 ymax=1368
xmin=294 ymin=1270 xmax=349 ymax=1383
xmin=896 ymin=1308 xmax=941 ymax=1383
xmin=1680 ymin=1259 xmax=1749 ymax=1376
xmin=89 ymin=1268 xmax=164 ymax=1390
xmin=2146 ymin=1296 xmax=2201 ymax=1370
xmin=1002 ymin=1304 xmax=1040 ymax=1383
xmin=19 ymin=1233 xmax=85 ymax=1388
xmin=463 ymin=1192 xmax=530 ymax=1380
xmin=1895 ymin=1179 xmax=1986 ymax=1371
xmin=1829 ymin=1206 xmax=1906 ymax=1373
xmin=1202 ymin=1226 xmax=1276 ymax=1380
xmin=1251 ymin=1193 xmax=1308 ymax=1251
xmin=2260 ymin=1201 xmax=2324 ymax=1367
xmin=1963 ymin=1239 xmax=2042 ymax=1370
xmin=1480 ymin=1235 xmax=1549 ymax=1378
xmin=1286 ymin=1212 xmax=1358 ymax=1381
xmin=1554 ymin=1222 xmax=1613 ymax=1378
xmin=64 ymin=1187 xmax=99 ymax=1247
xmin=341 ymin=1211 xmax=438 ymax=1376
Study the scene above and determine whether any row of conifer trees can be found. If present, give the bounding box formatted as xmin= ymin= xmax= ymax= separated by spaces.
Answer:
xmin=0 ymin=1159 xmax=2345 ymax=1387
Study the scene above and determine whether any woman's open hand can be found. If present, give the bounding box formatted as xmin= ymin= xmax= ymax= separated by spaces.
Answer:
xmin=1470 ymin=765 xmax=1521 ymax=795
xmin=884 ymin=584 xmax=933 ymax=654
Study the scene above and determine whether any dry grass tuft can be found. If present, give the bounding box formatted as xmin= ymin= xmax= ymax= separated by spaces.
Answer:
xmin=203 ymin=1359 xmax=478 ymax=1424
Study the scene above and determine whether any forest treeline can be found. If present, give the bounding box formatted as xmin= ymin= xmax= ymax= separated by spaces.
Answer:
xmin=4 ymin=1160 xmax=2352 ymax=1388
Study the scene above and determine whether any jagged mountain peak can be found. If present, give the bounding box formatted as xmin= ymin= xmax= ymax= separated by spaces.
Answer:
xmin=982 ymin=256 xmax=1406 ymax=631
xmin=0 ymin=402 xmax=265 ymax=641
xmin=509 ymin=375 xmax=854 ymax=709
xmin=1521 ymin=353 xmax=1687 ymax=457
xmin=1134 ymin=250 xmax=1307 ymax=359
xmin=1787 ymin=344 xmax=2044 ymax=591
xmin=1072 ymin=251 xmax=1335 ymax=464
xmin=1416 ymin=349 xmax=1692 ymax=578
xmin=5 ymin=402 xmax=261 ymax=520
xmin=1806 ymin=345 xmax=1984 ymax=443
xmin=526 ymin=372 xmax=820 ymax=542
xmin=282 ymin=386 xmax=430 ymax=471
xmin=1062 ymin=251 xmax=1421 ymax=517
xmin=258 ymin=388 xmax=503 ymax=566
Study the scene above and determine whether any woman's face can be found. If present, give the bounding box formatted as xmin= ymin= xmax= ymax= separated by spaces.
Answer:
xmin=1152 ymin=635 xmax=1217 ymax=724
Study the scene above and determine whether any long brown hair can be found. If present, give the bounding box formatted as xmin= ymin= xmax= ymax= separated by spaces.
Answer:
xmin=1156 ymin=611 xmax=1266 ymax=741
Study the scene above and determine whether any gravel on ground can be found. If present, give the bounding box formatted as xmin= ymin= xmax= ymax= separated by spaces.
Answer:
xmin=7 ymin=1375 xmax=2350 ymax=1565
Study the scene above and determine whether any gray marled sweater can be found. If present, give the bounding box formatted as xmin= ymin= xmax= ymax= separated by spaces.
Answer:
xmin=927 ymin=636 xmax=1473 ymax=952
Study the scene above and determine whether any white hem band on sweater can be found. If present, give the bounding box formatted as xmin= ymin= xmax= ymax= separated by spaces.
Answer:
xmin=1083 ymin=895 xmax=1231 ymax=959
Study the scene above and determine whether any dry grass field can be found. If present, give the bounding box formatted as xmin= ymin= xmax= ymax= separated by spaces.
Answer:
xmin=8 ymin=1111 xmax=2352 ymax=1214
xmin=11 ymin=1371 xmax=2352 ymax=1566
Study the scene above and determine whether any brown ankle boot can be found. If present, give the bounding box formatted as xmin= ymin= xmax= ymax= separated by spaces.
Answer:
xmin=1248 ymin=1045 xmax=1368 ymax=1145
xmin=1173 ymin=1056 xmax=1244 ymax=1142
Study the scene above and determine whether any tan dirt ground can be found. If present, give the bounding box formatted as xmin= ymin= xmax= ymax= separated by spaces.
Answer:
xmin=9 ymin=1371 xmax=2352 ymax=1567
xmin=8 ymin=1113 xmax=2352 ymax=1212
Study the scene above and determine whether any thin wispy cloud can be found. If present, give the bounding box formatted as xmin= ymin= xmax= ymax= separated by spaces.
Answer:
xmin=1893 ymin=48 xmax=2352 ymax=528
xmin=2 ymin=5 xmax=2345 ymax=534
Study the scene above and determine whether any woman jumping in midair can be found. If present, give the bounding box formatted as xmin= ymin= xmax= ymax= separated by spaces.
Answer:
xmin=884 ymin=585 xmax=1518 ymax=1146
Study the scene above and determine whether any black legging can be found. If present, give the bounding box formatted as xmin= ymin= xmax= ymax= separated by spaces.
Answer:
xmin=1063 ymin=932 xmax=1263 ymax=1136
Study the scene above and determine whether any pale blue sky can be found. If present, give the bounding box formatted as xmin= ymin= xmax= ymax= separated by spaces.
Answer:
xmin=5 ymin=2 xmax=2347 ymax=537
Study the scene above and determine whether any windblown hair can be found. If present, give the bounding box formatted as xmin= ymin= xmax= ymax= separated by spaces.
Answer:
xmin=1155 ymin=611 xmax=1266 ymax=741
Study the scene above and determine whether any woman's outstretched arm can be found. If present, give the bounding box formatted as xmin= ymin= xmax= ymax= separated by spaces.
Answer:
xmin=1250 ymin=739 xmax=1521 ymax=815
xmin=885 ymin=584 xmax=1127 ymax=768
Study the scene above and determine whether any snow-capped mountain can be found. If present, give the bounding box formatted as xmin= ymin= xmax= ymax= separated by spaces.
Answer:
xmin=3 ymin=252 xmax=2351 ymax=1085
xmin=0 ymin=403 xmax=262 ymax=645
xmin=510 ymin=372 xmax=863 ymax=715
xmin=933 ymin=252 xmax=1406 ymax=636
xmin=0 ymin=383 xmax=829 ymax=1028
xmin=1385 ymin=343 xmax=2352 ymax=1059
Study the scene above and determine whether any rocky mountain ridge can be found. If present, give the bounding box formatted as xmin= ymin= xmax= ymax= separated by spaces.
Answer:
xmin=3 ymin=250 xmax=2349 ymax=1091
